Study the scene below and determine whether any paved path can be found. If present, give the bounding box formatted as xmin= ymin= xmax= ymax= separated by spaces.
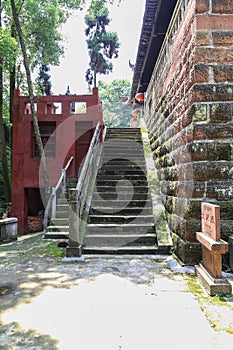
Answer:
xmin=0 ymin=233 xmax=233 ymax=349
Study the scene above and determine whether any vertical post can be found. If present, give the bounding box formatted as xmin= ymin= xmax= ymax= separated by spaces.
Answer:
xmin=62 ymin=169 xmax=66 ymax=193
xmin=66 ymin=188 xmax=82 ymax=257
xmin=51 ymin=187 xmax=56 ymax=219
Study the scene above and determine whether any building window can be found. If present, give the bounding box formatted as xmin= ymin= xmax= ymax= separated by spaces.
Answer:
xmin=70 ymin=101 xmax=87 ymax=114
xmin=45 ymin=102 xmax=62 ymax=114
xmin=33 ymin=122 xmax=56 ymax=157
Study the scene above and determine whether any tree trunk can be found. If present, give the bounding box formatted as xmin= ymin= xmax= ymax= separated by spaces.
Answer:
xmin=10 ymin=22 xmax=17 ymax=124
xmin=10 ymin=0 xmax=51 ymax=198
xmin=0 ymin=0 xmax=11 ymax=205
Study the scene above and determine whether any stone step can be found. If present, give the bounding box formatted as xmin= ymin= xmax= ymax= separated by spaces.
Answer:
xmin=90 ymin=199 xmax=152 ymax=208
xmin=89 ymin=214 xmax=154 ymax=224
xmin=105 ymin=130 xmax=141 ymax=134
xmin=96 ymin=179 xmax=149 ymax=186
xmin=101 ymin=155 xmax=145 ymax=162
xmin=47 ymin=225 xmax=69 ymax=232
xmin=99 ymin=165 xmax=146 ymax=171
xmin=84 ymin=233 xmax=157 ymax=247
xmin=57 ymin=197 xmax=69 ymax=205
xmin=87 ymin=223 xmax=155 ymax=234
xmin=105 ymin=137 xmax=142 ymax=142
xmin=92 ymin=192 xmax=149 ymax=200
xmin=82 ymin=245 xmax=158 ymax=255
xmin=102 ymin=147 xmax=144 ymax=154
xmin=51 ymin=218 xmax=69 ymax=226
xmin=102 ymin=146 xmax=144 ymax=151
xmin=97 ymin=169 xmax=147 ymax=176
xmin=56 ymin=210 xmax=69 ymax=218
xmin=44 ymin=231 xmax=69 ymax=239
xmin=105 ymin=132 xmax=142 ymax=140
xmin=103 ymin=136 xmax=142 ymax=142
xmin=90 ymin=207 xmax=152 ymax=215
xmin=95 ymin=186 xmax=149 ymax=193
xmin=96 ymin=174 xmax=148 ymax=181
xmin=101 ymin=159 xmax=145 ymax=164
xmin=56 ymin=204 xmax=69 ymax=212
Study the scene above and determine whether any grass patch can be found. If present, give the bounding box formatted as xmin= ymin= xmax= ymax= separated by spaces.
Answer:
xmin=185 ymin=275 xmax=233 ymax=334
xmin=34 ymin=242 xmax=65 ymax=260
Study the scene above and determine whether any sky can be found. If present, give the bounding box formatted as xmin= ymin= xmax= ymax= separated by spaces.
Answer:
xmin=50 ymin=0 xmax=146 ymax=95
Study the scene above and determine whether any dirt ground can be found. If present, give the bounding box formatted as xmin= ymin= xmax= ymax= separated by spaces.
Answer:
xmin=0 ymin=233 xmax=233 ymax=350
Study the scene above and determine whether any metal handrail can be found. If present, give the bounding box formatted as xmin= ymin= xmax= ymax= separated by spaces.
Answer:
xmin=43 ymin=155 xmax=74 ymax=232
xmin=55 ymin=156 xmax=74 ymax=193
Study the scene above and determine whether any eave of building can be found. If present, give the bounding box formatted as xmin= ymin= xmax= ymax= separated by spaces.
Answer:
xmin=129 ymin=0 xmax=177 ymax=103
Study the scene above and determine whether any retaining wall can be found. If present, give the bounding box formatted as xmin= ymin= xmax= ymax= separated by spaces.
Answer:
xmin=144 ymin=0 xmax=233 ymax=264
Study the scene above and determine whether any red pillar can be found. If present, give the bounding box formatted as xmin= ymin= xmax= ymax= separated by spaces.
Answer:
xmin=11 ymin=90 xmax=28 ymax=234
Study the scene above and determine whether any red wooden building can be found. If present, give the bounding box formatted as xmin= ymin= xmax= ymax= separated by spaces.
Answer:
xmin=12 ymin=87 xmax=103 ymax=235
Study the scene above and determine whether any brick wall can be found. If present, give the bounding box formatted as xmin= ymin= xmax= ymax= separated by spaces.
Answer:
xmin=144 ymin=0 xmax=233 ymax=264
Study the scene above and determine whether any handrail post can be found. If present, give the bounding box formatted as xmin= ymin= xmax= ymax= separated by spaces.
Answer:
xmin=62 ymin=169 xmax=66 ymax=193
xmin=66 ymin=188 xmax=82 ymax=257
xmin=51 ymin=187 xmax=56 ymax=219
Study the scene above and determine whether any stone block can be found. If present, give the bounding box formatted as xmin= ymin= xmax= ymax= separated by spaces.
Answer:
xmin=66 ymin=244 xmax=82 ymax=258
xmin=171 ymin=231 xmax=202 ymax=265
xmin=210 ymin=102 xmax=233 ymax=122
xmin=212 ymin=31 xmax=233 ymax=46
xmin=212 ymin=0 xmax=233 ymax=14
xmin=196 ymin=0 xmax=209 ymax=13
xmin=0 ymin=218 xmax=18 ymax=243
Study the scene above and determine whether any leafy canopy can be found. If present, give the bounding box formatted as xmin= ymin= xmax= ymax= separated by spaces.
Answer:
xmin=84 ymin=0 xmax=120 ymax=87
xmin=98 ymin=79 xmax=132 ymax=128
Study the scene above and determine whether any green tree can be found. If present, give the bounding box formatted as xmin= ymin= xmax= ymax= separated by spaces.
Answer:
xmin=85 ymin=0 xmax=120 ymax=87
xmin=10 ymin=0 xmax=51 ymax=199
xmin=1 ymin=0 xmax=85 ymax=212
xmin=98 ymin=79 xmax=132 ymax=128
xmin=1 ymin=0 xmax=122 ymax=215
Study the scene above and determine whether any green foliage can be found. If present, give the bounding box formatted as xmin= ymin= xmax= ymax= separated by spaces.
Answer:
xmin=0 ymin=28 xmax=17 ymax=70
xmin=0 ymin=0 xmax=86 ymax=214
xmin=21 ymin=1 xmax=64 ymax=68
xmin=98 ymin=79 xmax=132 ymax=128
xmin=84 ymin=0 xmax=120 ymax=86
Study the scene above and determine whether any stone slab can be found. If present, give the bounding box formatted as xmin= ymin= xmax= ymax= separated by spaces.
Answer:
xmin=195 ymin=263 xmax=232 ymax=296
xmin=0 ymin=218 xmax=18 ymax=243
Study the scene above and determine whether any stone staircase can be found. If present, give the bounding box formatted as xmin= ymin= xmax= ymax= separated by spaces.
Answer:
xmin=44 ymin=179 xmax=77 ymax=239
xmin=83 ymin=128 xmax=158 ymax=254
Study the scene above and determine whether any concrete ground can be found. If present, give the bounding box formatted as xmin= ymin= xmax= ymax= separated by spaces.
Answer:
xmin=0 ymin=233 xmax=233 ymax=350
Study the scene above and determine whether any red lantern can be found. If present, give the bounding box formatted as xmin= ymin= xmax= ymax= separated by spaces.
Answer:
xmin=131 ymin=109 xmax=140 ymax=117
xmin=130 ymin=117 xmax=138 ymax=124
xmin=135 ymin=92 xmax=144 ymax=102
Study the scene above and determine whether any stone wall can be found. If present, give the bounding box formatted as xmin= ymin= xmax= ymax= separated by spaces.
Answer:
xmin=144 ymin=0 xmax=233 ymax=264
